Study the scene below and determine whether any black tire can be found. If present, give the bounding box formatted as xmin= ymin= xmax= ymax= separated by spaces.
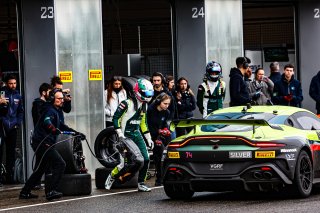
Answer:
xmin=94 ymin=127 xmax=120 ymax=168
xmin=164 ymin=183 xmax=194 ymax=200
xmin=45 ymin=173 xmax=91 ymax=196
xmin=55 ymin=134 xmax=85 ymax=174
xmin=95 ymin=167 xmax=138 ymax=189
xmin=292 ymin=150 xmax=313 ymax=198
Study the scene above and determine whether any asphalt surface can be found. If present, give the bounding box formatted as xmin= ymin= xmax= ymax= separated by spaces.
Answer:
xmin=2 ymin=180 xmax=320 ymax=213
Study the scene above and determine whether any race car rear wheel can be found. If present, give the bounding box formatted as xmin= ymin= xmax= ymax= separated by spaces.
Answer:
xmin=164 ymin=183 xmax=194 ymax=199
xmin=292 ymin=150 xmax=313 ymax=198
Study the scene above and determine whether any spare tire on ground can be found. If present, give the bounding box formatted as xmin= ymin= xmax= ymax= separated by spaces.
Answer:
xmin=95 ymin=167 xmax=138 ymax=189
xmin=45 ymin=173 xmax=92 ymax=196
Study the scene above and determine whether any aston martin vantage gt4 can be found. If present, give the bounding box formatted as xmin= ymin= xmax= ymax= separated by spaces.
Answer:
xmin=162 ymin=105 xmax=320 ymax=199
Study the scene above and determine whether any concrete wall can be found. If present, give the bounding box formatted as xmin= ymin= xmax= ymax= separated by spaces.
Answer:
xmin=20 ymin=0 xmax=56 ymax=177
xmin=298 ymin=1 xmax=320 ymax=113
xmin=172 ymin=0 xmax=206 ymax=118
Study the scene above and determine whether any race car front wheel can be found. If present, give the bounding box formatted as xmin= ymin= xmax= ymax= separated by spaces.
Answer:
xmin=292 ymin=150 xmax=313 ymax=198
xmin=164 ymin=183 xmax=194 ymax=200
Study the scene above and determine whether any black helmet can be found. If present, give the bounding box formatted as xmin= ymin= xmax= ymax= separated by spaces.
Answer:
xmin=206 ymin=61 xmax=222 ymax=82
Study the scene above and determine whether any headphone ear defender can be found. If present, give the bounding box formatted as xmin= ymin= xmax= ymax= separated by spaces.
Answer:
xmin=48 ymin=88 xmax=62 ymax=103
xmin=155 ymin=92 xmax=166 ymax=105
xmin=243 ymin=57 xmax=249 ymax=69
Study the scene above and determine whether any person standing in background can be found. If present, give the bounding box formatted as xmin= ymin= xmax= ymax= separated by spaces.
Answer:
xmin=166 ymin=75 xmax=175 ymax=94
xmin=197 ymin=61 xmax=226 ymax=118
xmin=269 ymin=62 xmax=281 ymax=84
xmin=175 ymin=77 xmax=196 ymax=136
xmin=272 ymin=64 xmax=303 ymax=107
xmin=248 ymin=68 xmax=274 ymax=105
xmin=150 ymin=72 xmax=175 ymax=120
xmin=32 ymin=83 xmax=52 ymax=127
xmin=229 ymin=57 xmax=251 ymax=107
xmin=0 ymin=74 xmax=24 ymax=184
xmin=104 ymin=76 xmax=127 ymax=127
xmin=309 ymin=71 xmax=320 ymax=115
xmin=31 ymin=82 xmax=53 ymax=189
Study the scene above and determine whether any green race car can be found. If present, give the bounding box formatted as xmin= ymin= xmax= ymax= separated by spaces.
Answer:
xmin=162 ymin=105 xmax=320 ymax=199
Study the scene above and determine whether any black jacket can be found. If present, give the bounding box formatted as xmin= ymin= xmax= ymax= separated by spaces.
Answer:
xmin=269 ymin=72 xmax=282 ymax=84
xmin=32 ymin=98 xmax=46 ymax=127
xmin=175 ymin=90 xmax=196 ymax=119
xmin=32 ymin=104 xmax=74 ymax=146
xmin=0 ymin=87 xmax=24 ymax=131
xmin=229 ymin=68 xmax=251 ymax=106
xmin=309 ymin=71 xmax=320 ymax=113
xmin=147 ymin=101 xmax=170 ymax=140
xmin=272 ymin=74 xmax=303 ymax=107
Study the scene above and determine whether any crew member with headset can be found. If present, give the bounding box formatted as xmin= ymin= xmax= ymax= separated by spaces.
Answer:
xmin=197 ymin=61 xmax=226 ymax=118
xmin=229 ymin=57 xmax=252 ymax=106
xmin=147 ymin=92 xmax=171 ymax=186
xmin=19 ymin=88 xmax=86 ymax=201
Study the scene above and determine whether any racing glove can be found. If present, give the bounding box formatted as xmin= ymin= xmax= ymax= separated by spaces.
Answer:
xmin=144 ymin=133 xmax=154 ymax=150
xmin=283 ymin=94 xmax=293 ymax=102
xmin=115 ymin=128 xmax=125 ymax=139
xmin=159 ymin=128 xmax=171 ymax=137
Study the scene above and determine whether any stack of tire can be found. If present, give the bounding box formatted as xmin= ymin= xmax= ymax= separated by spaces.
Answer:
xmin=45 ymin=134 xmax=92 ymax=196
xmin=94 ymin=75 xmax=153 ymax=189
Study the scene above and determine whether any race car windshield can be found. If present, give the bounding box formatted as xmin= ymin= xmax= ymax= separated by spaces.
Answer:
xmin=201 ymin=112 xmax=284 ymax=132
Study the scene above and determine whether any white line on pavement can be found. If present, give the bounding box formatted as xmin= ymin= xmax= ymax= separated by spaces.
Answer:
xmin=0 ymin=186 xmax=163 ymax=212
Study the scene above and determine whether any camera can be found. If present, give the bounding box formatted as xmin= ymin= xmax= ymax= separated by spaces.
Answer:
xmin=62 ymin=88 xmax=71 ymax=98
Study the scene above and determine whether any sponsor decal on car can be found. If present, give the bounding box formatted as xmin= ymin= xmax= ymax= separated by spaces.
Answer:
xmin=168 ymin=152 xmax=180 ymax=159
xmin=229 ymin=151 xmax=252 ymax=159
xmin=255 ymin=151 xmax=275 ymax=158
xmin=285 ymin=153 xmax=295 ymax=160
xmin=185 ymin=152 xmax=193 ymax=158
xmin=280 ymin=148 xmax=297 ymax=153
xmin=209 ymin=164 xmax=223 ymax=170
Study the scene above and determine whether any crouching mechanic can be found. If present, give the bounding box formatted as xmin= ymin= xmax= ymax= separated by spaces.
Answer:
xmin=19 ymin=89 xmax=86 ymax=201
xmin=105 ymin=79 xmax=154 ymax=192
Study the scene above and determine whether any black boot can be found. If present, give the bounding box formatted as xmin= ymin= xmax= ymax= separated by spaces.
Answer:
xmin=19 ymin=191 xmax=39 ymax=199
xmin=46 ymin=190 xmax=63 ymax=201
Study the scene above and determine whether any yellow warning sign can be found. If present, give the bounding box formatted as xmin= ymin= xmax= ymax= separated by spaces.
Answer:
xmin=59 ymin=71 xmax=73 ymax=83
xmin=89 ymin=69 xmax=102 ymax=81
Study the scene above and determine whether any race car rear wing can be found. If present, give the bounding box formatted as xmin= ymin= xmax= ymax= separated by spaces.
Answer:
xmin=170 ymin=119 xmax=283 ymax=134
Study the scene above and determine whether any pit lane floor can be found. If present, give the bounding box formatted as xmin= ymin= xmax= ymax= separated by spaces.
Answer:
xmin=3 ymin=178 xmax=320 ymax=213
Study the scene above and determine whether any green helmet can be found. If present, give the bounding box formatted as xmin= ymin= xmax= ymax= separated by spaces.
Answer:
xmin=134 ymin=79 xmax=154 ymax=102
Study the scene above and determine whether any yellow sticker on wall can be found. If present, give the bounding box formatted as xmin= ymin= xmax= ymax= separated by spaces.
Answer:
xmin=168 ymin=152 xmax=180 ymax=159
xmin=59 ymin=71 xmax=73 ymax=82
xmin=255 ymin=151 xmax=275 ymax=158
xmin=89 ymin=69 xmax=102 ymax=81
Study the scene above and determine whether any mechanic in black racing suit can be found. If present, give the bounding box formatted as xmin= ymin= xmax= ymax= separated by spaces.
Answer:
xmin=19 ymin=89 xmax=85 ymax=201
xmin=105 ymin=78 xmax=155 ymax=192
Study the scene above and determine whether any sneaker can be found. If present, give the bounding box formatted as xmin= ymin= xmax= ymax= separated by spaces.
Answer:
xmin=138 ymin=182 xmax=151 ymax=192
xmin=105 ymin=174 xmax=115 ymax=190
xmin=19 ymin=191 xmax=39 ymax=199
xmin=46 ymin=190 xmax=63 ymax=201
